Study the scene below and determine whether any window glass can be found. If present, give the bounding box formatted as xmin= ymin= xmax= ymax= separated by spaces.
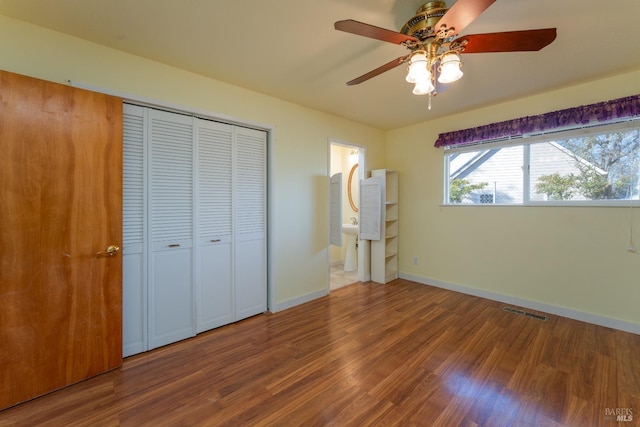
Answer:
xmin=448 ymin=146 xmax=523 ymax=204
xmin=531 ymin=129 xmax=640 ymax=201
xmin=445 ymin=124 xmax=640 ymax=205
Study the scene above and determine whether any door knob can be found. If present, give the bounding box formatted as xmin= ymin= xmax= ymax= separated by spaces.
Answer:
xmin=96 ymin=245 xmax=120 ymax=257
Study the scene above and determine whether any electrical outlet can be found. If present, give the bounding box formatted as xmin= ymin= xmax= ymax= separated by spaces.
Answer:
xmin=627 ymin=246 xmax=636 ymax=253
xmin=413 ymin=257 xmax=419 ymax=265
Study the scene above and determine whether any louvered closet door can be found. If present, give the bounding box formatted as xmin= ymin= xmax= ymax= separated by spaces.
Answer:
xmin=122 ymin=104 xmax=147 ymax=357
xmin=196 ymin=119 xmax=233 ymax=333
xmin=235 ymin=127 xmax=267 ymax=320
xmin=148 ymin=109 xmax=195 ymax=349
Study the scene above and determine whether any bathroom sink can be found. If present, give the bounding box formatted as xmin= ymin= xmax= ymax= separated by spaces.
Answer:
xmin=342 ymin=224 xmax=358 ymax=236
xmin=342 ymin=224 xmax=358 ymax=272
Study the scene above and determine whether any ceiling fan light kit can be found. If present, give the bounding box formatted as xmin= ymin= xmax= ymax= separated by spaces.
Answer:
xmin=335 ymin=0 xmax=557 ymax=109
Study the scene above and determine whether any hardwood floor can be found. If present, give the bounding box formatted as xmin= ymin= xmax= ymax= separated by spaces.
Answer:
xmin=1 ymin=279 xmax=639 ymax=426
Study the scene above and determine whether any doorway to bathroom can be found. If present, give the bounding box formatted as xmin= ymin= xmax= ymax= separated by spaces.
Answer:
xmin=329 ymin=141 xmax=367 ymax=290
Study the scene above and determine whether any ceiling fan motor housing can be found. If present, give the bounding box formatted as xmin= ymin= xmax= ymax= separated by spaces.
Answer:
xmin=401 ymin=1 xmax=448 ymax=41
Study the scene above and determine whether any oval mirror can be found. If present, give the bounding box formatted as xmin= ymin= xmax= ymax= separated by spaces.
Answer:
xmin=348 ymin=163 xmax=358 ymax=212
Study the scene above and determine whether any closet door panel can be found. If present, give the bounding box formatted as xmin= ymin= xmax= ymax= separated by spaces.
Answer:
xmin=195 ymin=119 xmax=233 ymax=332
xmin=123 ymin=253 xmax=144 ymax=356
xmin=149 ymin=110 xmax=194 ymax=244
xmin=148 ymin=109 xmax=195 ymax=349
xmin=235 ymin=127 xmax=267 ymax=320
xmin=198 ymin=240 xmax=233 ymax=332
xmin=149 ymin=247 xmax=193 ymax=349
xmin=235 ymin=239 xmax=266 ymax=320
xmin=122 ymin=104 xmax=147 ymax=357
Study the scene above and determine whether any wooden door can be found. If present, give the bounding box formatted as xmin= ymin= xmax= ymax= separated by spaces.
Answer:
xmin=0 ymin=71 xmax=123 ymax=410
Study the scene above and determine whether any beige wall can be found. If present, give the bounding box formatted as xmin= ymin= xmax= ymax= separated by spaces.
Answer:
xmin=0 ymin=15 xmax=386 ymax=308
xmin=386 ymin=69 xmax=640 ymax=329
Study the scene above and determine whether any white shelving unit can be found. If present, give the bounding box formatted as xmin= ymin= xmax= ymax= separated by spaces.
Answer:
xmin=371 ymin=169 xmax=398 ymax=284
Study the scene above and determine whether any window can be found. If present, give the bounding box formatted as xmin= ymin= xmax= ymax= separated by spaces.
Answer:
xmin=444 ymin=121 xmax=640 ymax=205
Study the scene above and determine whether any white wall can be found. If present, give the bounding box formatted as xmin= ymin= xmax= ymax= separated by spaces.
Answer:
xmin=0 ymin=15 xmax=386 ymax=309
xmin=386 ymin=69 xmax=640 ymax=332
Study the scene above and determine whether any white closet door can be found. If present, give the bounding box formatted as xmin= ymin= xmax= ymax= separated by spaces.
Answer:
xmin=195 ymin=119 xmax=233 ymax=333
xmin=122 ymin=104 xmax=147 ymax=357
xmin=122 ymin=104 xmax=269 ymax=354
xmin=148 ymin=109 xmax=195 ymax=350
xmin=234 ymin=127 xmax=267 ymax=320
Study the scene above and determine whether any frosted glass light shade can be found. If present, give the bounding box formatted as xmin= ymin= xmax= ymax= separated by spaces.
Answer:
xmin=412 ymin=79 xmax=434 ymax=95
xmin=405 ymin=52 xmax=429 ymax=84
xmin=438 ymin=52 xmax=463 ymax=84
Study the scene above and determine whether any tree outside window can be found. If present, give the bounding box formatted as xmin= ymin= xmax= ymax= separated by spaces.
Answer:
xmin=536 ymin=130 xmax=640 ymax=200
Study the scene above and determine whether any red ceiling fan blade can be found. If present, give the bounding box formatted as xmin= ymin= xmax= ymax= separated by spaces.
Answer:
xmin=435 ymin=0 xmax=497 ymax=38
xmin=335 ymin=19 xmax=419 ymax=45
xmin=454 ymin=28 xmax=557 ymax=53
xmin=346 ymin=55 xmax=410 ymax=86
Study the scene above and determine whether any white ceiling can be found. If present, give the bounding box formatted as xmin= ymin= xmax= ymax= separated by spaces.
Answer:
xmin=1 ymin=0 xmax=639 ymax=130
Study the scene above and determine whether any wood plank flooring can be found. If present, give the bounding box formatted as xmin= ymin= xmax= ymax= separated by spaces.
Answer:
xmin=1 ymin=279 xmax=639 ymax=426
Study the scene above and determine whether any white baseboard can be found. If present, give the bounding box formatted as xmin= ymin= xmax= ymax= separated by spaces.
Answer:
xmin=274 ymin=288 xmax=328 ymax=313
xmin=399 ymin=273 xmax=640 ymax=336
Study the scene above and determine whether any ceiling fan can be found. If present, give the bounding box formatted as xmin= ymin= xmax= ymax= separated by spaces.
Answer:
xmin=335 ymin=0 xmax=556 ymax=104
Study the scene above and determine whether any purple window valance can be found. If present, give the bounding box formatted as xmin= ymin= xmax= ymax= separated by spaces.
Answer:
xmin=434 ymin=94 xmax=640 ymax=148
